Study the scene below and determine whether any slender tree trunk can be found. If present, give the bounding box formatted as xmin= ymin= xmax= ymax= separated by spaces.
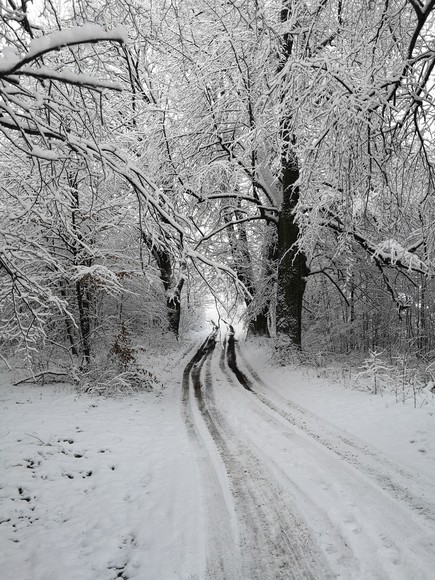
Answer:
xmin=223 ymin=206 xmax=255 ymax=295
xmin=68 ymin=170 xmax=93 ymax=366
xmin=223 ymin=205 xmax=269 ymax=335
xmin=248 ymin=224 xmax=278 ymax=337
xmin=167 ymin=276 xmax=185 ymax=337
xmin=59 ymin=282 xmax=78 ymax=356
xmin=76 ymin=280 xmax=91 ymax=366
xmin=417 ymin=275 xmax=428 ymax=354
xmin=349 ymin=282 xmax=355 ymax=353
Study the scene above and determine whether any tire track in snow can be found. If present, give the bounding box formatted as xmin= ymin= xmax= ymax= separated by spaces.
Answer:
xmin=218 ymin=338 xmax=435 ymax=578
xmin=183 ymin=335 xmax=332 ymax=579
xmin=234 ymin=342 xmax=435 ymax=525
xmin=181 ymin=334 xmax=241 ymax=579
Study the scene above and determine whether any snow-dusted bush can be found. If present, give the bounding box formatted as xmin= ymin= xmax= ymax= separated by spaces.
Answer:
xmin=73 ymin=363 xmax=161 ymax=397
xmin=273 ymin=334 xmax=304 ymax=366
xmin=356 ymin=350 xmax=393 ymax=395
xmin=72 ymin=324 xmax=162 ymax=396
xmin=355 ymin=350 xmax=431 ymax=407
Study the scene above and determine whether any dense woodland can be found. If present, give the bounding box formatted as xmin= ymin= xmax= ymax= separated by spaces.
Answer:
xmin=1 ymin=0 xmax=435 ymax=379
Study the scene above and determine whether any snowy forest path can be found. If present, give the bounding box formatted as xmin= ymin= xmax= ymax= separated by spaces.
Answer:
xmin=182 ymin=333 xmax=331 ymax=579
xmin=182 ymin=333 xmax=435 ymax=579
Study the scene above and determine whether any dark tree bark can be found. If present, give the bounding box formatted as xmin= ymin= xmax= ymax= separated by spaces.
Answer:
xmin=249 ymin=309 xmax=269 ymax=336
xmin=248 ymin=224 xmax=278 ymax=337
xmin=276 ymin=140 xmax=309 ymax=346
xmin=142 ymin=234 xmax=184 ymax=337
xmin=166 ymin=276 xmax=185 ymax=338
xmin=274 ymin=1 xmax=310 ymax=347
xmin=69 ymin=170 xmax=93 ymax=366
xmin=75 ymin=279 xmax=92 ymax=365
xmin=59 ymin=282 xmax=79 ymax=356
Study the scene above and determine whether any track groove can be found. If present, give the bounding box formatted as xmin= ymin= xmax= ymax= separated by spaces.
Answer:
xmin=182 ymin=333 xmax=332 ymax=579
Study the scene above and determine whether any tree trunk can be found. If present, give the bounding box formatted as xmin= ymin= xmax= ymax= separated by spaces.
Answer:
xmin=76 ymin=279 xmax=92 ymax=366
xmin=142 ymin=234 xmax=184 ymax=337
xmin=417 ymin=274 xmax=428 ymax=355
xmin=68 ymin=170 xmax=93 ymax=366
xmin=248 ymin=224 xmax=278 ymax=337
xmin=275 ymin=129 xmax=309 ymax=347
xmin=59 ymin=282 xmax=78 ymax=356
xmin=349 ymin=282 xmax=355 ymax=353
xmin=167 ymin=276 xmax=185 ymax=338
xmin=274 ymin=1 xmax=309 ymax=347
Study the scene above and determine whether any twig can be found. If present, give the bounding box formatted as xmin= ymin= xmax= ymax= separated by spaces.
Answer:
xmin=24 ymin=433 xmax=46 ymax=445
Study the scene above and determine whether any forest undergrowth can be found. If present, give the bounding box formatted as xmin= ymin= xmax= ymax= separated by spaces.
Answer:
xmin=263 ymin=336 xmax=435 ymax=409
xmin=5 ymin=327 xmax=184 ymax=398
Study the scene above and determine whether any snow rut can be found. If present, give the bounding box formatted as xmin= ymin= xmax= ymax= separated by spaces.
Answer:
xmin=181 ymin=335 xmax=240 ymax=579
xmin=182 ymin=334 xmax=332 ymax=579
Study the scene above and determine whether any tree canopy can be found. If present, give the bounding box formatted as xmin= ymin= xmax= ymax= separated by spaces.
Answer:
xmin=1 ymin=0 xmax=435 ymax=367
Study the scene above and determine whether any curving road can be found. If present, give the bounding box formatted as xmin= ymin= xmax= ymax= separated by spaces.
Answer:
xmin=182 ymin=331 xmax=435 ymax=579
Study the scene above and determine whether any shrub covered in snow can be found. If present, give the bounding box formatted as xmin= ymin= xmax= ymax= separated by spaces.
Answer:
xmin=72 ymin=364 xmax=161 ymax=397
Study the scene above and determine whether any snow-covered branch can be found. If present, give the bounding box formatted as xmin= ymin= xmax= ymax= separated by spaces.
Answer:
xmin=326 ymin=217 xmax=431 ymax=276
xmin=0 ymin=25 xmax=127 ymax=76
xmin=17 ymin=66 xmax=123 ymax=91
xmin=196 ymin=215 xmax=272 ymax=248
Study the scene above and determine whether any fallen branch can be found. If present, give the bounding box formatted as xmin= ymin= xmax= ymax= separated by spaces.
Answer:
xmin=14 ymin=371 xmax=69 ymax=386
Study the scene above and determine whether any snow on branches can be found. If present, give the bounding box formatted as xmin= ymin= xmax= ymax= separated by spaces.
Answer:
xmin=0 ymin=24 xmax=127 ymax=76
xmin=373 ymin=240 xmax=430 ymax=275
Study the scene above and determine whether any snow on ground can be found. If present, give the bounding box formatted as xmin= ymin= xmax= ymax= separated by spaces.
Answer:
xmin=1 ymin=334 xmax=435 ymax=579
xmin=241 ymin=340 xmax=435 ymax=482
xmin=214 ymin=339 xmax=435 ymax=578
xmin=0 ymin=341 xmax=207 ymax=580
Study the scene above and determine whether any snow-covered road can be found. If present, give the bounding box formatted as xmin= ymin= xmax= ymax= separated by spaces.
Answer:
xmin=183 ymin=333 xmax=435 ymax=579
xmin=1 ymin=336 xmax=434 ymax=579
